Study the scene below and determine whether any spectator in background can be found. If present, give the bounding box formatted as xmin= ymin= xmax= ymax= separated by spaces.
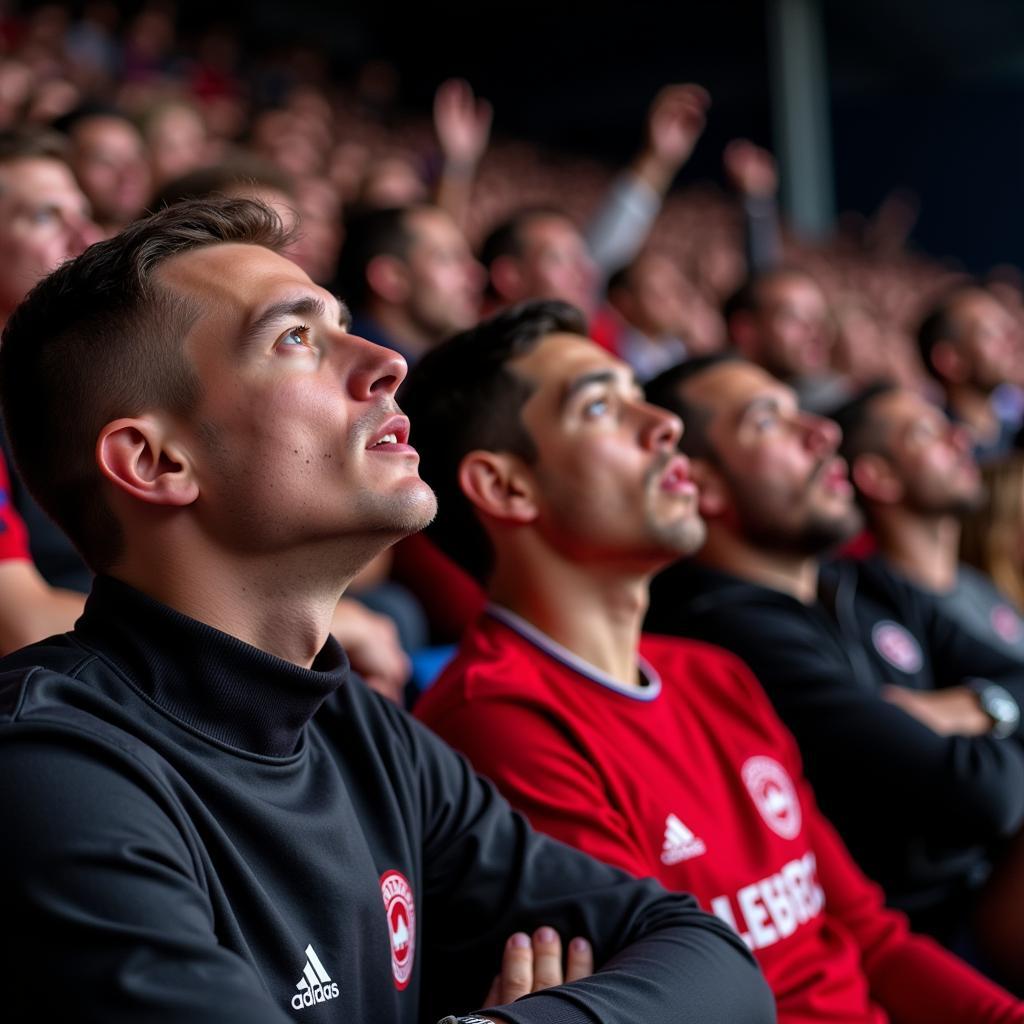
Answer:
xmin=961 ymin=454 xmax=1024 ymax=616
xmin=403 ymin=300 xmax=1024 ymax=1023
xmin=335 ymin=203 xmax=484 ymax=365
xmin=481 ymin=84 xmax=710 ymax=322
xmin=645 ymin=355 xmax=1024 ymax=982
xmin=0 ymin=128 xmax=101 ymax=646
xmin=918 ymin=285 xmax=1023 ymax=463
xmin=834 ymin=384 xmax=1024 ymax=660
xmin=60 ymin=105 xmax=152 ymax=234
xmin=140 ymin=97 xmax=213 ymax=187
xmin=723 ymin=267 xmax=849 ymax=412
xmin=607 ymin=249 xmax=724 ymax=381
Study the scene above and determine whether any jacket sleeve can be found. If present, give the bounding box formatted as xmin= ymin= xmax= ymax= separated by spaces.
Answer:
xmin=920 ymin=589 xmax=1024 ymax=740
xmin=686 ymin=605 xmax=1024 ymax=848
xmin=406 ymin=710 xmax=776 ymax=1024
xmin=0 ymin=726 xmax=294 ymax=1024
xmin=807 ymin=782 xmax=1024 ymax=1023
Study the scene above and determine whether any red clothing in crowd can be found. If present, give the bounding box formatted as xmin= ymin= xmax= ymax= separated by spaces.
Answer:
xmin=0 ymin=450 xmax=30 ymax=564
xmin=415 ymin=608 xmax=1023 ymax=1024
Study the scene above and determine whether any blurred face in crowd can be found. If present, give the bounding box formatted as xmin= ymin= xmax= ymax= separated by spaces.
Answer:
xmin=944 ymin=289 xmax=1019 ymax=394
xmin=736 ymin=272 xmax=832 ymax=380
xmin=682 ymin=361 xmax=861 ymax=554
xmin=611 ymin=252 xmax=691 ymax=339
xmin=0 ymin=156 xmax=99 ymax=319
xmin=70 ymin=115 xmax=151 ymax=228
xmin=388 ymin=206 xmax=483 ymax=340
xmin=500 ymin=333 xmax=704 ymax=567
xmin=855 ymin=389 xmax=981 ymax=517
xmin=146 ymin=103 xmax=209 ymax=186
xmin=496 ymin=214 xmax=597 ymax=318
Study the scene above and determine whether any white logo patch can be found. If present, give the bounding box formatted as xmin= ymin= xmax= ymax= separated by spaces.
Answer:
xmin=871 ymin=621 xmax=923 ymax=674
xmin=991 ymin=604 xmax=1024 ymax=644
xmin=380 ymin=870 xmax=416 ymax=990
xmin=741 ymin=756 xmax=801 ymax=840
xmin=290 ymin=944 xmax=339 ymax=1010
xmin=661 ymin=813 xmax=707 ymax=864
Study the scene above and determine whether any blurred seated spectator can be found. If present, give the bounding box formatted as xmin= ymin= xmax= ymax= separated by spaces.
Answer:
xmin=724 ymin=267 xmax=850 ymax=411
xmin=918 ymin=285 xmax=1023 ymax=463
xmin=961 ymin=454 xmax=1024 ymax=617
xmin=0 ymin=128 xmax=102 ymax=638
xmin=835 ymin=384 xmax=1024 ymax=660
xmin=57 ymin=104 xmax=152 ymax=234
xmin=335 ymin=203 xmax=484 ymax=364
xmin=140 ymin=97 xmax=213 ymax=187
xmin=607 ymin=249 xmax=724 ymax=380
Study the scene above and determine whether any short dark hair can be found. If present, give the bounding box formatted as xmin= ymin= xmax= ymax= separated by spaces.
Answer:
xmin=149 ymin=154 xmax=296 ymax=211
xmin=333 ymin=204 xmax=421 ymax=310
xmin=916 ymin=284 xmax=979 ymax=380
xmin=645 ymin=353 xmax=742 ymax=461
xmin=0 ymin=196 xmax=293 ymax=571
xmin=0 ymin=128 xmax=69 ymax=171
xmin=831 ymin=382 xmax=900 ymax=467
xmin=399 ymin=299 xmax=587 ymax=582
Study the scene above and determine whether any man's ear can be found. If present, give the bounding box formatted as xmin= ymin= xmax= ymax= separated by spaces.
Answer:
xmin=850 ymin=452 xmax=902 ymax=505
xmin=930 ymin=339 xmax=967 ymax=385
xmin=689 ymin=458 xmax=728 ymax=518
xmin=458 ymin=450 xmax=538 ymax=524
xmin=96 ymin=417 xmax=199 ymax=507
xmin=488 ymin=255 xmax=524 ymax=304
xmin=365 ymin=254 xmax=411 ymax=305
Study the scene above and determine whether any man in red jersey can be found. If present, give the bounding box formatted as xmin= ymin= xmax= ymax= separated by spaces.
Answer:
xmin=401 ymin=299 xmax=1024 ymax=1024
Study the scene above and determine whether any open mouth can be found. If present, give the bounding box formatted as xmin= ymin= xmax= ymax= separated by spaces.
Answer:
xmin=659 ymin=455 xmax=698 ymax=496
xmin=366 ymin=415 xmax=415 ymax=454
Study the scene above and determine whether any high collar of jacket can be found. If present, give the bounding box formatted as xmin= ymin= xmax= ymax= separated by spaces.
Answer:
xmin=74 ymin=575 xmax=349 ymax=758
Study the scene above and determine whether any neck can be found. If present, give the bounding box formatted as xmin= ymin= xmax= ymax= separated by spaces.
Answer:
xmin=697 ymin=525 xmax=820 ymax=603
xmin=488 ymin=542 xmax=650 ymax=688
xmin=113 ymin=524 xmax=381 ymax=668
xmin=367 ymin=302 xmax=437 ymax=361
xmin=946 ymin=385 xmax=997 ymax=442
xmin=873 ymin=508 xmax=960 ymax=591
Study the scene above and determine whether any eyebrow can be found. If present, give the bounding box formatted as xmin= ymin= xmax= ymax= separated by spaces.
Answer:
xmin=559 ymin=369 xmax=638 ymax=412
xmin=240 ymin=295 xmax=352 ymax=350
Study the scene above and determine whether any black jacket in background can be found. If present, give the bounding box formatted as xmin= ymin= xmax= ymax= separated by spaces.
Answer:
xmin=647 ymin=558 xmax=1024 ymax=929
xmin=0 ymin=576 xmax=773 ymax=1024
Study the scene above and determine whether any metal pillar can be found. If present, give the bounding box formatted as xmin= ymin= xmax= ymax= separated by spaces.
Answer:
xmin=767 ymin=0 xmax=836 ymax=239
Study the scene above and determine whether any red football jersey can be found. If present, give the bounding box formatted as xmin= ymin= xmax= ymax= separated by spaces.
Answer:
xmin=416 ymin=609 xmax=1023 ymax=1024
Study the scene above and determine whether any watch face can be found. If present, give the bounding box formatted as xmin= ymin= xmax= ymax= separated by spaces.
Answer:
xmin=990 ymin=693 xmax=1017 ymax=722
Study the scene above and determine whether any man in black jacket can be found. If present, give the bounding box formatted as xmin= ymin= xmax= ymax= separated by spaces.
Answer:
xmin=0 ymin=199 xmax=774 ymax=1023
xmin=645 ymin=354 xmax=1024 ymax=977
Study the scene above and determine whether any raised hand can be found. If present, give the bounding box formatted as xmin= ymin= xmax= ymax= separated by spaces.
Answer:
xmin=724 ymin=139 xmax=778 ymax=199
xmin=434 ymin=78 xmax=493 ymax=169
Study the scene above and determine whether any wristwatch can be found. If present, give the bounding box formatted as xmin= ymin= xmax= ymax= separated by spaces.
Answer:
xmin=966 ymin=679 xmax=1021 ymax=739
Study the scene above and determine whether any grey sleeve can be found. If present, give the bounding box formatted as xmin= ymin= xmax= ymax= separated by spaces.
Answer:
xmin=583 ymin=173 xmax=662 ymax=281
xmin=743 ymin=195 xmax=783 ymax=273
xmin=409 ymin=714 xmax=776 ymax=1024
xmin=0 ymin=732 xmax=293 ymax=1024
